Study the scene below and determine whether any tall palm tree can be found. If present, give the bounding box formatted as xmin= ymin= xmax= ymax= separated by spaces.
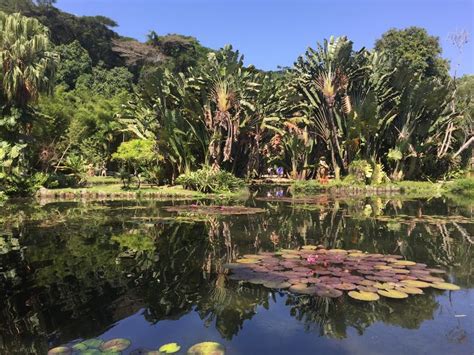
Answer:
xmin=0 ymin=12 xmax=58 ymax=108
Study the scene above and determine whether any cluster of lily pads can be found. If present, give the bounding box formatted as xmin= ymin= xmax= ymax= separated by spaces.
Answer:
xmin=224 ymin=246 xmax=460 ymax=301
xmin=165 ymin=205 xmax=265 ymax=216
xmin=48 ymin=338 xmax=225 ymax=355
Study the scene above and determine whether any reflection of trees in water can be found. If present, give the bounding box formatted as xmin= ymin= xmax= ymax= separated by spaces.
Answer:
xmin=0 ymin=197 xmax=472 ymax=352
xmin=285 ymin=290 xmax=440 ymax=339
xmin=194 ymin=283 xmax=271 ymax=340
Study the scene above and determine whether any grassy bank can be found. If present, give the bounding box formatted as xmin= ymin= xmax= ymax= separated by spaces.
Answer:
xmin=33 ymin=175 xmax=474 ymax=202
xmin=36 ymin=176 xmax=248 ymax=200
xmin=291 ymin=177 xmax=474 ymax=199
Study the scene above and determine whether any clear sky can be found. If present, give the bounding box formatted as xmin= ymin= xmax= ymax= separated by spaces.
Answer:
xmin=56 ymin=0 xmax=473 ymax=76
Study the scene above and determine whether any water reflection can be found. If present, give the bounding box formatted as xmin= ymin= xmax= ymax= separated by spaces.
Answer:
xmin=0 ymin=195 xmax=472 ymax=353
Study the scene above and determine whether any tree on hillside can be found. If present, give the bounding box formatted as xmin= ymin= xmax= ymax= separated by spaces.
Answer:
xmin=55 ymin=40 xmax=92 ymax=89
xmin=0 ymin=2 xmax=125 ymax=68
xmin=36 ymin=0 xmax=56 ymax=7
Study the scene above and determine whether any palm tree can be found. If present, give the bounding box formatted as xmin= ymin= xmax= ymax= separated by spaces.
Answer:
xmin=0 ymin=12 xmax=58 ymax=108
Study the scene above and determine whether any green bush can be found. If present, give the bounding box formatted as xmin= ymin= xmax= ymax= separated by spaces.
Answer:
xmin=292 ymin=180 xmax=325 ymax=194
xmin=42 ymin=173 xmax=83 ymax=189
xmin=347 ymin=160 xmax=389 ymax=185
xmin=113 ymin=139 xmax=159 ymax=189
xmin=176 ymin=166 xmax=245 ymax=193
xmin=348 ymin=160 xmax=373 ymax=184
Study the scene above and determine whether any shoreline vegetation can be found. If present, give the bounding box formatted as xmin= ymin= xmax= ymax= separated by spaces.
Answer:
xmin=33 ymin=175 xmax=474 ymax=202
xmin=0 ymin=5 xmax=473 ymax=204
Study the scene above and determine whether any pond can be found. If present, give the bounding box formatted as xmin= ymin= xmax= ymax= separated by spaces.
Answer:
xmin=0 ymin=188 xmax=472 ymax=354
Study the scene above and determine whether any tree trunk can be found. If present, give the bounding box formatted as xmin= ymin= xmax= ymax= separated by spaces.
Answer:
xmin=327 ymin=108 xmax=346 ymax=175
xmin=453 ymin=136 xmax=474 ymax=159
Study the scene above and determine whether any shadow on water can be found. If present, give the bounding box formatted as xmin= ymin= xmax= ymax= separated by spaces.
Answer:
xmin=0 ymin=192 xmax=472 ymax=354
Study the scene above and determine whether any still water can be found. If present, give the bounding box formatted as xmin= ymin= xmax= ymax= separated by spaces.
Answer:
xmin=0 ymin=189 xmax=472 ymax=354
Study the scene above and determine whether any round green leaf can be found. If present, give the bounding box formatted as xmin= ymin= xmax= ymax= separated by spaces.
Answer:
xmin=159 ymin=342 xmax=181 ymax=353
xmin=100 ymin=338 xmax=131 ymax=352
xmin=187 ymin=341 xmax=225 ymax=355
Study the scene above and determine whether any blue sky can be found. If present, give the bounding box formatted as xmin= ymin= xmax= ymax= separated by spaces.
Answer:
xmin=56 ymin=0 xmax=473 ymax=76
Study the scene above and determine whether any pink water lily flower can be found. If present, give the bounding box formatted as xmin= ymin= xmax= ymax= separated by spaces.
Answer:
xmin=307 ymin=254 xmax=318 ymax=264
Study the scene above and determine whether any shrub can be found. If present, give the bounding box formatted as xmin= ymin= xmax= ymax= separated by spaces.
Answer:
xmin=113 ymin=139 xmax=160 ymax=188
xmin=371 ymin=163 xmax=390 ymax=185
xmin=347 ymin=160 xmax=389 ymax=185
xmin=42 ymin=173 xmax=83 ymax=189
xmin=176 ymin=166 xmax=245 ymax=193
xmin=292 ymin=180 xmax=325 ymax=194
xmin=348 ymin=160 xmax=373 ymax=184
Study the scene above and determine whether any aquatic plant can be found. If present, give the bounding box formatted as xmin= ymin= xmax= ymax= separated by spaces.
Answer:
xmin=165 ymin=204 xmax=265 ymax=216
xmin=224 ymin=246 xmax=460 ymax=301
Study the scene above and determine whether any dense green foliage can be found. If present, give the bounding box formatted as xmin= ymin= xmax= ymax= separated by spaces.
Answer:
xmin=176 ymin=165 xmax=245 ymax=193
xmin=0 ymin=5 xmax=472 ymax=197
xmin=112 ymin=139 xmax=159 ymax=188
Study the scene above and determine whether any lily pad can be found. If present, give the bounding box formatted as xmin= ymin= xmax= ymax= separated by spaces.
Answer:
xmin=81 ymin=350 xmax=101 ymax=355
xmin=48 ymin=347 xmax=71 ymax=355
xmin=289 ymin=283 xmax=311 ymax=293
xmin=419 ymin=275 xmax=445 ymax=283
xmin=315 ymin=286 xmax=343 ymax=298
xmin=81 ymin=339 xmax=104 ymax=348
xmin=236 ymin=258 xmax=260 ymax=264
xmin=356 ymin=285 xmax=378 ymax=292
xmin=401 ymin=280 xmax=432 ymax=288
xmin=377 ymin=289 xmax=409 ymax=299
xmin=348 ymin=291 xmax=380 ymax=301
xmin=328 ymin=249 xmax=347 ymax=254
xmin=392 ymin=260 xmax=416 ymax=267
xmin=165 ymin=205 xmax=265 ymax=215
xmin=223 ymin=263 xmax=249 ymax=269
xmin=431 ymin=282 xmax=461 ymax=290
xmin=373 ymin=282 xmax=395 ymax=290
xmin=396 ymin=286 xmax=424 ymax=295
xmin=264 ymin=280 xmax=291 ymax=289
xmin=392 ymin=269 xmax=410 ymax=274
xmin=187 ymin=341 xmax=225 ymax=355
xmin=71 ymin=343 xmax=88 ymax=351
xmin=281 ymin=254 xmax=300 ymax=259
xmin=159 ymin=343 xmax=181 ymax=354
xmin=100 ymin=338 xmax=131 ymax=352
xmin=242 ymin=254 xmax=262 ymax=259
xmin=333 ymin=283 xmax=357 ymax=290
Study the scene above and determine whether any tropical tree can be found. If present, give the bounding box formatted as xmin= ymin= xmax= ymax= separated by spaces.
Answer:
xmin=120 ymin=67 xmax=206 ymax=181
xmin=0 ymin=12 xmax=57 ymax=108
xmin=0 ymin=11 xmax=58 ymax=195
xmin=198 ymin=46 xmax=260 ymax=172
xmin=293 ymin=36 xmax=367 ymax=178
xmin=112 ymin=139 xmax=158 ymax=188
xmin=374 ymin=27 xmax=449 ymax=79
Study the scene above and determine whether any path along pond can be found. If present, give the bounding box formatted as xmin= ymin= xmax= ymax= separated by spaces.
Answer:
xmin=0 ymin=187 xmax=473 ymax=354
